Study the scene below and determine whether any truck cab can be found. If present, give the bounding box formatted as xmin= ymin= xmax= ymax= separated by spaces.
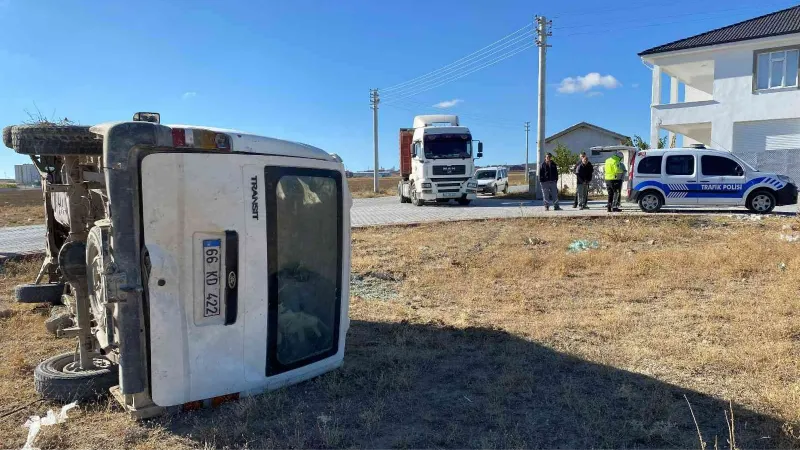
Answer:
xmin=398 ymin=115 xmax=482 ymax=206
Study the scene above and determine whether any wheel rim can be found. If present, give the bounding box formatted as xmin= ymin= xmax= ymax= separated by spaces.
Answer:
xmin=63 ymin=357 xmax=111 ymax=373
xmin=642 ymin=194 xmax=659 ymax=211
xmin=752 ymin=194 xmax=772 ymax=211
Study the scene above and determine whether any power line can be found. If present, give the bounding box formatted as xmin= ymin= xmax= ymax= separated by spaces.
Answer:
xmin=381 ymin=32 xmax=533 ymax=100
xmin=389 ymin=102 xmax=520 ymax=130
xmin=383 ymin=43 xmax=536 ymax=103
xmin=381 ymin=23 xmax=532 ymax=93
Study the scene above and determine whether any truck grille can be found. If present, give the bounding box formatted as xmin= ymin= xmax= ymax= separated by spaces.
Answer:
xmin=430 ymin=177 xmax=470 ymax=183
xmin=436 ymin=182 xmax=462 ymax=188
xmin=438 ymin=188 xmax=460 ymax=193
xmin=432 ymin=165 xmax=466 ymax=176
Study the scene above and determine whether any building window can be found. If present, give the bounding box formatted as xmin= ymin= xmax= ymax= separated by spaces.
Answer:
xmin=756 ymin=49 xmax=799 ymax=90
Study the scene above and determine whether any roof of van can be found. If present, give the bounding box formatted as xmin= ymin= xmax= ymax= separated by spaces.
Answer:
xmin=90 ymin=122 xmax=336 ymax=162
xmin=476 ymin=166 xmax=504 ymax=170
xmin=638 ymin=147 xmax=729 ymax=154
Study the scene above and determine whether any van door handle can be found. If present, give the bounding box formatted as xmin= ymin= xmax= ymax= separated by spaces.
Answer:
xmin=700 ymin=180 xmax=710 ymax=183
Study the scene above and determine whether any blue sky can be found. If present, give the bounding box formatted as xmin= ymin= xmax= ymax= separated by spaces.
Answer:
xmin=0 ymin=0 xmax=796 ymax=176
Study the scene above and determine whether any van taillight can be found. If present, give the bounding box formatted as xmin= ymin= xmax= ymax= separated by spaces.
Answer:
xmin=627 ymin=152 xmax=637 ymax=198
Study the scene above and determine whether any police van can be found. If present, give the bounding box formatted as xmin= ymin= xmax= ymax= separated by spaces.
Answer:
xmin=628 ymin=145 xmax=797 ymax=213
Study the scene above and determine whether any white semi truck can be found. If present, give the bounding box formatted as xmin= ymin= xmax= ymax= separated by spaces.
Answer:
xmin=397 ymin=115 xmax=482 ymax=206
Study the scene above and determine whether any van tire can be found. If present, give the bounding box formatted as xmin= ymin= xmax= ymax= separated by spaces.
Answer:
xmin=7 ymin=125 xmax=102 ymax=156
xmin=638 ymin=191 xmax=663 ymax=213
xmin=747 ymin=189 xmax=776 ymax=214
xmin=34 ymin=352 xmax=118 ymax=403
xmin=502 ymin=183 xmax=508 ymax=194
xmin=15 ymin=283 xmax=65 ymax=304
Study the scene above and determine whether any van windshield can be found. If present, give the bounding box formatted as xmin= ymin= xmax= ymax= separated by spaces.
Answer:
xmin=475 ymin=170 xmax=496 ymax=179
xmin=424 ymin=134 xmax=472 ymax=159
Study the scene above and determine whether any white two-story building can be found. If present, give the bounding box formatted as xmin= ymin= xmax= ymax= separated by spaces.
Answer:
xmin=640 ymin=5 xmax=800 ymax=180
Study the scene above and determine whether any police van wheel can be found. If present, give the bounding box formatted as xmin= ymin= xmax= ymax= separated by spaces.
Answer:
xmin=638 ymin=192 xmax=663 ymax=213
xmin=747 ymin=190 xmax=776 ymax=214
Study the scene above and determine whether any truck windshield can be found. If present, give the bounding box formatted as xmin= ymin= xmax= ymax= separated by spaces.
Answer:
xmin=475 ymin=170 xmax=496 ymax=179
xmin=424 ymin=134 xmax=472 ymax=159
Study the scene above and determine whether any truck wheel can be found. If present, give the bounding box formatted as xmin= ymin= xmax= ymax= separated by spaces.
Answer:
xmin=747 ymin=189 xmax=776 ymax=214
xmin=458 ymin=198 xmax=471 ymax=206
xmin=14 ymin=283 xmax=65 ymax=304
xmin=34 ymin=352 xmax=118 ymax=403
xmin=410 ymin=183 xmax=424 ymax=206
xmin=8 ymin=125 xmax=102 ymax=155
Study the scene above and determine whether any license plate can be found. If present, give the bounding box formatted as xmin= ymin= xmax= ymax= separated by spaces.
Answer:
xmin=202 ymin=239 xmax=222 ymax=318
xmin=441 ymin=192 xmax=460 ymax=198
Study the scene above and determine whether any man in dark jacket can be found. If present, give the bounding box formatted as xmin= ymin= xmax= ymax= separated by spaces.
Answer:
xmin=539 ymin=152 xmax=560 ymax=211
xmin=575 ymin=152 xmax=594 ymax=210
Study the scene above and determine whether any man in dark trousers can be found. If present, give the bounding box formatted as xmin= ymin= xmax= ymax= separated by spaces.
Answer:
xmin=604 ymin=151 xmax=626 ymax=212
xmin=539 ymin=152 xmax=560 ymax=211
xmin=575 ymin=152 xmax=594 ymax=210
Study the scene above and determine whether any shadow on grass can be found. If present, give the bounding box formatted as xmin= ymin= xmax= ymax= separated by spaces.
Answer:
xmin=162 ymin=320 xmax=788 ymax=449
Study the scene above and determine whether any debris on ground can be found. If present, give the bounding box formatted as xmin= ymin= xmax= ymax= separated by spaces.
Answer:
xmin=778 ymin=262 xmax=787 ymax=271
xmin=22 ymin=402 xmax=78 ymax=449
xmin=350 ymin=272 xmax=401 ymax=301
xmin=525 ymin=237 xmax=547 ymax=247
xmin=567 ymin=240 xmax=600 ymax=253
xmin=727 ymin=214 xmax=764 ymax=221
xmin=780 ymin=233 xmax=800 ymax=242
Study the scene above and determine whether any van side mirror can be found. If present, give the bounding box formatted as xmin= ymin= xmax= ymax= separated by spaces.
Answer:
xmin=477 ymin=141 xmax=483 ymax=158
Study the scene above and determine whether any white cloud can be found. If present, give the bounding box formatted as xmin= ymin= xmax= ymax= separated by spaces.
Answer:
xmin=557 ymin=73 xmax=621 ymax=94
xmin=632 ymin=83 xmax=640 ymax=88
xmin=586 ymin=91 xmax=603 ymax=98
xmin=433 ymin=99 xmax=463 ymax=109
xmin=182 ymin=91 xmax=197 ymax=100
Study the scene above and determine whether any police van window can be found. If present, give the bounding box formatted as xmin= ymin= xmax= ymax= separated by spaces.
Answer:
xmin=701 ymin=155 xmax=744 ymax=176
xmin=666 ymin=155 xmax=695 ymax=176
xmin=637 ymin=156 xmax=662 ymax=174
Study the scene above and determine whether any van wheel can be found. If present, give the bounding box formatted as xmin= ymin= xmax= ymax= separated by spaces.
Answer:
xmin=502 ymin=183 xmax=508 ymax=194
xmin=747 ymin=190 xmax=776 ymax=214
xmin=638 ymin=191 xmax=663 ymax=213
xmin=34 ymin=352 xmax=118 ymax=403
xmin=7 ymin=125 xmax=103 ymax=155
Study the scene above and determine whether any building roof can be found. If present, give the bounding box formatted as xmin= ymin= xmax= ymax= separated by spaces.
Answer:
xmin=639 ymin=5 xmax=800 ymax=56
xmin=545 ymin=122 xmax=629 ymax=144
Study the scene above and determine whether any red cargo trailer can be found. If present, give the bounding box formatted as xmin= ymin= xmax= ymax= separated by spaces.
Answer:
xmin=399 ymin=128 xmax=413 ymax=180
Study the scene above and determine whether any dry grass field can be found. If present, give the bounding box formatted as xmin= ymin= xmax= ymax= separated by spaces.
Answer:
xmin=0 ymin=189 xmax=43 ymax=227
xmin=1 ymin=215 xmax=800 ymax=448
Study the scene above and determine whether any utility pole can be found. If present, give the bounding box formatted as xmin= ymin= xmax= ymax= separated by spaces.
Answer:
xmin=524 ymin=121 xmax=531 ymax=184
xmin=534 ymin=15 xmax=551 ymax=198
xmin=370 ymin=88 xmax=380 ymax=193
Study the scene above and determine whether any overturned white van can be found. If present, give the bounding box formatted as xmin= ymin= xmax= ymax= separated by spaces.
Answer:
xmin=3 ymin=113 xmax=351 ymax=418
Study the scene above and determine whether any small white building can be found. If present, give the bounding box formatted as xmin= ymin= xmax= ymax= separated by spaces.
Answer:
xmin=539 ymin=122 xmax=630 ymax=193
xmin=14 ymin=164 xmax=39 ymax=186
xmin=640 ymin=5 xmax=800 ymax=180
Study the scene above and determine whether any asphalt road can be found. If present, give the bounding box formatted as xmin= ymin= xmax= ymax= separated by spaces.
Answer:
xmin=1 ymin=189 xmax=797 ymax=256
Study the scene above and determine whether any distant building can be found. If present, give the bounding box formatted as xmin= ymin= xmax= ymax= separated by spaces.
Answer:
xmin=14 ymin=164 xmax=39 ymax=186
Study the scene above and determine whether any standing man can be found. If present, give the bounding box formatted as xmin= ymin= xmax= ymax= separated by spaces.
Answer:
xmin=572 ymin=160 xmax=580 ymax=208
xmin=604 ymin=151 xmax=626 ymax=212
xmin=539 ymin=152 xmax=560 ymax=211
xmin=575 ymin=152 xmax=594 ymax=210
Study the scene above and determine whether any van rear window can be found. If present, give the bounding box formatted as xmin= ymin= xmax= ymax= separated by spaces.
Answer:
xmin=637 ymin=156 xmax=662 ymax=174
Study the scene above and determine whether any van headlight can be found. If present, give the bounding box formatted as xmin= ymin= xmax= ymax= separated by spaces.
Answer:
xmin=467 ymin=181 xmax=477 ymax=188
xmin=421 ymin=182 xmax=432 ymax=189
xmin=778 ymin=175 xmax=796 ymax=185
